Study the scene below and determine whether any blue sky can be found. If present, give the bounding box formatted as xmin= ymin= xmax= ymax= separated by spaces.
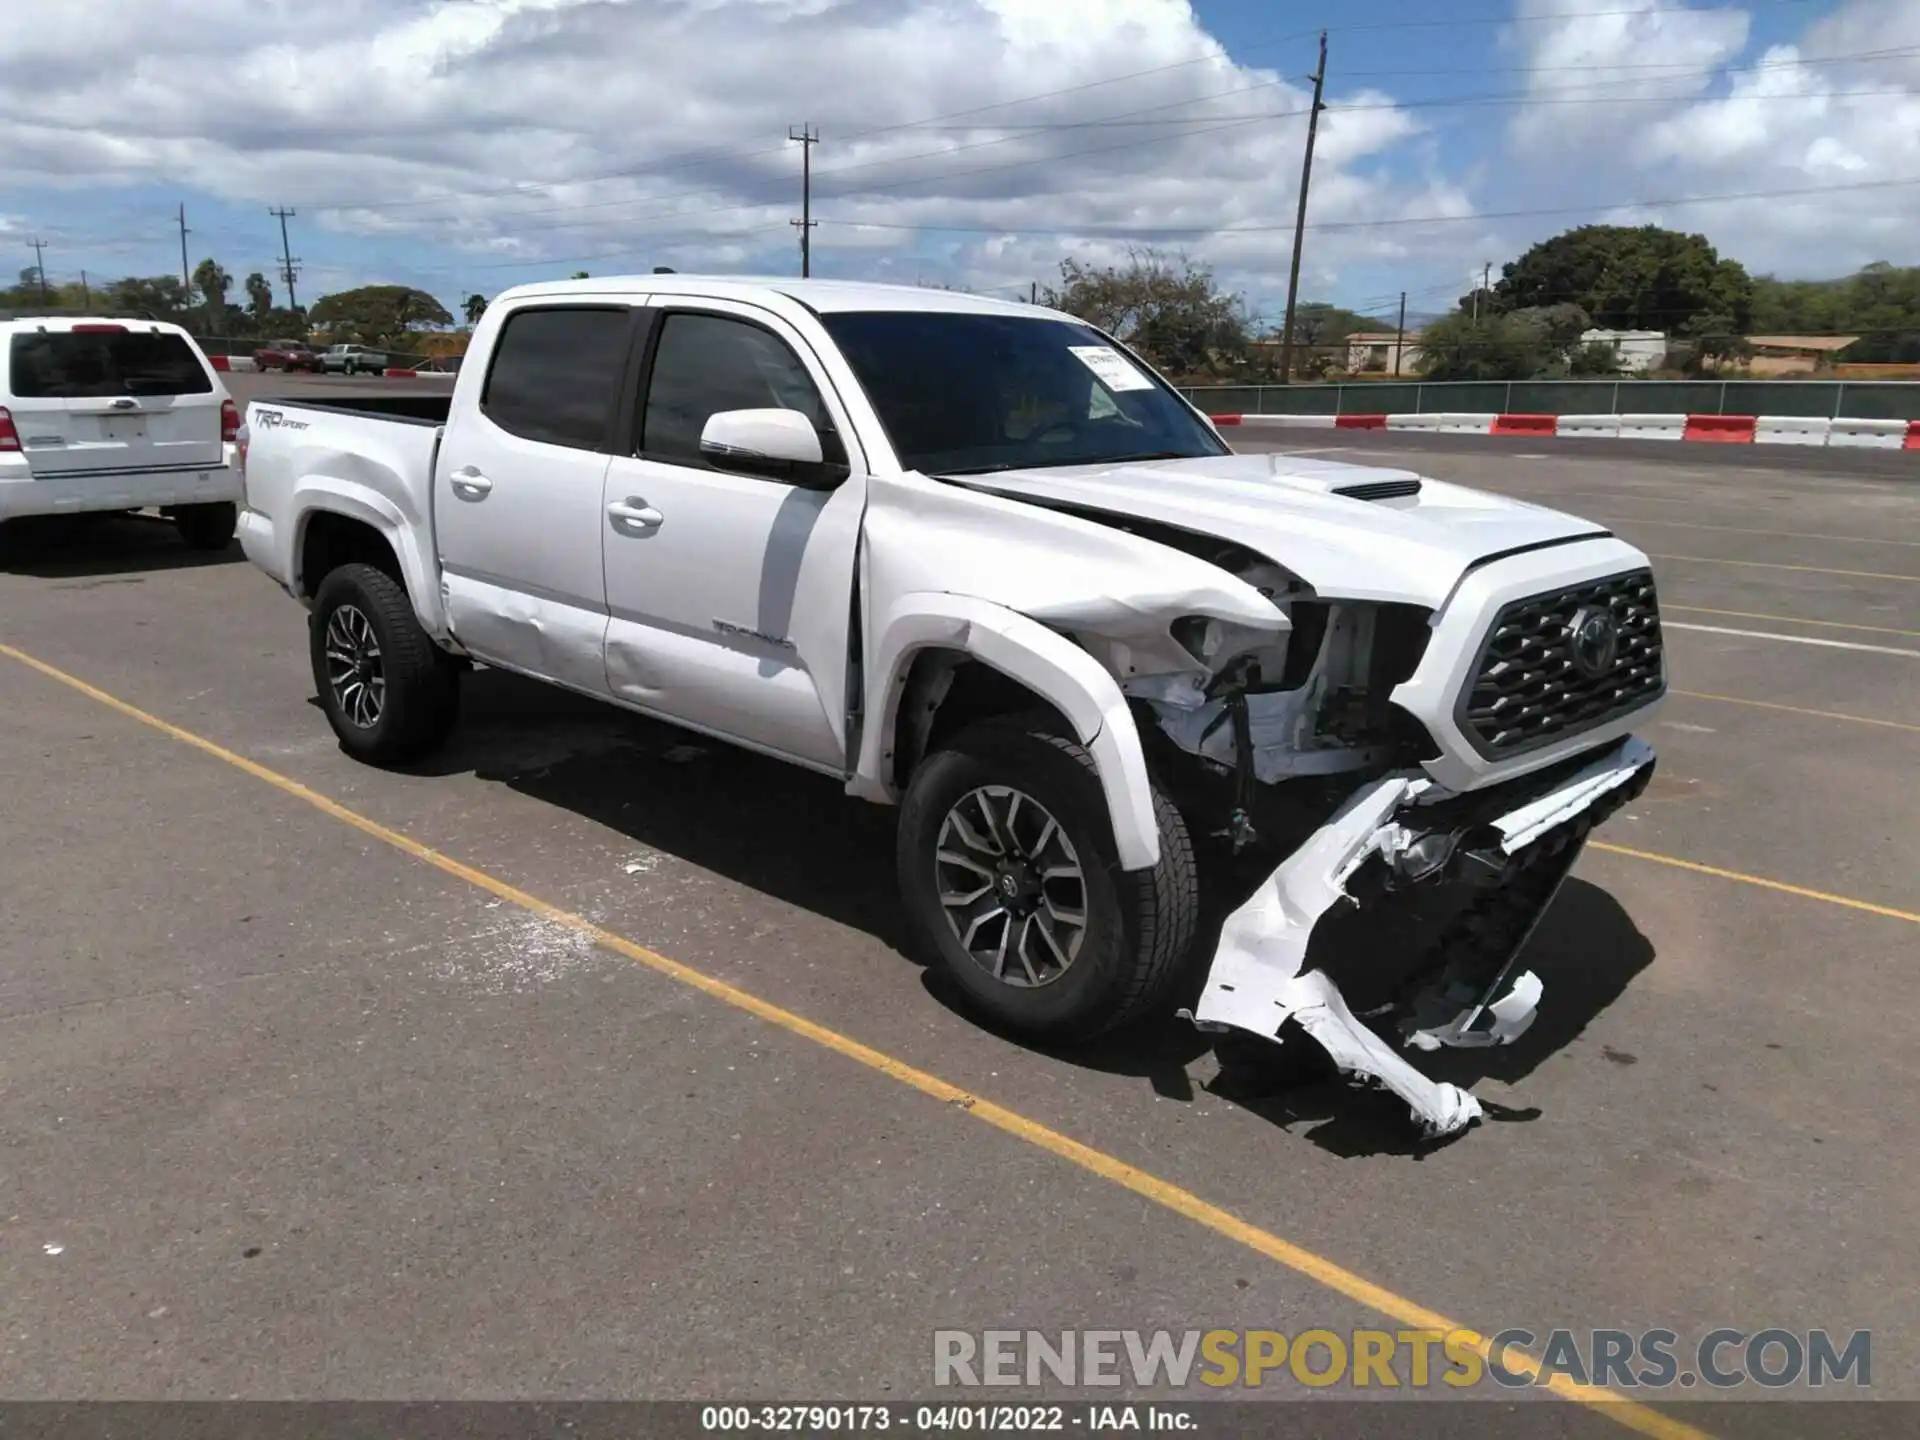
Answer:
xmin=2 ymin=0 xmax=1914 ymax=326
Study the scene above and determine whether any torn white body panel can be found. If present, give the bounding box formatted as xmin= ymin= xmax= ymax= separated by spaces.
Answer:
xmin=1189 ymin=737 xmax=1657 ymax=1138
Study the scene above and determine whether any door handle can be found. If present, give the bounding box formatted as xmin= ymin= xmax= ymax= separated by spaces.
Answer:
xmin=449 ymin=466 xmax=494 ymax=498
xmin=109 ymin=397 xmax=138 ymax=410
xmin=607 ymin=498 xmax=664 ymax=528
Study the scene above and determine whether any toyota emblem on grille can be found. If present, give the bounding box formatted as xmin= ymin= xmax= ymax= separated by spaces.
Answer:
xmin=1567 ymin=605 xmax=1620 ymax=678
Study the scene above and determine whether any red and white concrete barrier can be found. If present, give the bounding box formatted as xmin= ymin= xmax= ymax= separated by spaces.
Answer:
xmin=1827 ymin=418 xmax=1912 ymax=450
xmin=1754 ymin=416 xmax=1831 ymax=447
xmin=1204 ymin=410 xmax=1919 ymax=451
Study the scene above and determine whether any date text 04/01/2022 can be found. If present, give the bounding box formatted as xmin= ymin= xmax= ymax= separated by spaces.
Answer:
xmin=698 ymin=1403 xmax=1197 ymax=1432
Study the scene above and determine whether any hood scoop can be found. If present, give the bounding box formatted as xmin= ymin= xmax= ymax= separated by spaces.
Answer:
xmin=1332 ymin=476 xmax=1423 ymax=501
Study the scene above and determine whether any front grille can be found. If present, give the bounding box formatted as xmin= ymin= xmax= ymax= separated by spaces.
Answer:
xmin=1458 ymin=569 xmax=1664 ymax=757
xmin=1334 ymin=477 xmax=1421 ymax=501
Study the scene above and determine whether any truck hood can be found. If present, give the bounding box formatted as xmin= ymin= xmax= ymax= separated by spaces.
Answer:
xmin=941 ymin=452 xmax=1611 ymax=608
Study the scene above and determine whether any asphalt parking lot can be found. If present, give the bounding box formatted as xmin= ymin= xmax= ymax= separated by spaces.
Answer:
xmin=2 ymin=401 xmax=1915 ymax=1432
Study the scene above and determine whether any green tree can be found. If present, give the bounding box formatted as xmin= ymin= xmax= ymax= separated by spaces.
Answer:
xmin=1492 ymin=224 xmax=1753 ymax=334
xmin=104 ymin=276 xmax=193 ymax=322
xmin=463 ymin=293 xmax=487 ymax=325
xmin=1415 ymin=302 xmax=1596 ymax=381
xmin=1042 ymin=246 xmax=1251 ymax=380
xmin=245 ymin=272 xmax=274 ymax=319
xmin=192 ymin=258 xmax=232 ymax=315
xmin=570 ymin=271 xmax=590 ymax=280
xmin=308 ymin=285 xmax=454 ymax=342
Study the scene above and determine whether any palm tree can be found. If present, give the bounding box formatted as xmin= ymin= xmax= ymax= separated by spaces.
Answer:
xmin=463 ymin=293 xmax=487 ymax=326
xmin=191 ymin=258 xmax=232 ymax=315
xmin=245 ymin=272 xmax=274 ymax=319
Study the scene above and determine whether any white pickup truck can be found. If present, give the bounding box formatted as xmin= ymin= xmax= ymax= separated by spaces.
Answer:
xmin=238 ymin=276 xmax=1665 ymax=1136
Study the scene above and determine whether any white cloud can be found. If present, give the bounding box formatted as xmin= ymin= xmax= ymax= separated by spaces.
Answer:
xmin=1498 ymin=0 xmax=1920 ymax=277
xmin=0 ymin=0 xmax=1464 ymax=315
xmin=3 ymin=0 xmax=1913 ymax=311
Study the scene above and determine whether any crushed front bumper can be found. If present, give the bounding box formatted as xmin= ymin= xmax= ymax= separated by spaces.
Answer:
xmin=1183 ymin=736 xmax=1656 ymax=1139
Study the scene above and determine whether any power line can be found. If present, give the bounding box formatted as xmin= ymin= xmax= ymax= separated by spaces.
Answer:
xmin=281 ymin=56 xmax=1917 ymax=248
xmin=815 ymin=175 xmax=1920 ymax=240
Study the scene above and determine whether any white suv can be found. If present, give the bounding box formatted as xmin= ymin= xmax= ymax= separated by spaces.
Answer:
xmin=0 ymin=316 xmax=241 ymax=549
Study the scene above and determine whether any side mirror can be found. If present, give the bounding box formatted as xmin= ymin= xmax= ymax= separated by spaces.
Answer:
xmin=699 ymin=408 xmax=847 ymax=487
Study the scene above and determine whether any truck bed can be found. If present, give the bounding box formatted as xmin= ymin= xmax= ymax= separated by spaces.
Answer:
xmin=253 ymin=393 xmax=451 ymax=425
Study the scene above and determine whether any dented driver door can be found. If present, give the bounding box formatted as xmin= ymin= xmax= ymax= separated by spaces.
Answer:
xmin=599 ymin=298 xmax=867 ymax=774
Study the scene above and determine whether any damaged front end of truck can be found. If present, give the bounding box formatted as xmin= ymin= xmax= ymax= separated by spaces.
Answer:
xmin=1100 ymin=540 xmax=1664 ymax=1139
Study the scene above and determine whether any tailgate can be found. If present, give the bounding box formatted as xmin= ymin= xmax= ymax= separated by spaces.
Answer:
xmin=8 ymin=328 xmax=224 ymax=476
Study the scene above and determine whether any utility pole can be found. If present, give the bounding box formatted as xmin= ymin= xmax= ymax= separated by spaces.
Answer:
xmin=29 ymin=238 xmax=49 ymax=304
xmin=788 ymin=124 xmax=818 ymax=278
xmin=1473 ymin=261 xmax=1491 ymax=321
xmin=1276 ymin=31 xmax=1329 ymax=385
xmin=177 ymin=204 xmax=191 ymax=293
xmin=1394 ymin=290 xmax=1407 ymax=376
xmin=1030 ymin=280 xmax=1038 ymax=304
xmin=81 ymin=269 xmax=90 ymax=308
xmin=270 ymin=208 xmax=301 ymax=311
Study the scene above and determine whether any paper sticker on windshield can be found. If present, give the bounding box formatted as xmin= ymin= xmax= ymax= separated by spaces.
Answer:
xmin=1069 ymin=345 xmax=1155 ymax=392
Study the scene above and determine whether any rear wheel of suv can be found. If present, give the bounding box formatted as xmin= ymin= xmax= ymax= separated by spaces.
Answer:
xmin=175 ymin=502 xmax=237 ymax=551
xmin=309 ymin=563 xmax=460 ymax=766
xmin=897 ymin=716 xmax=1199 ymax=1041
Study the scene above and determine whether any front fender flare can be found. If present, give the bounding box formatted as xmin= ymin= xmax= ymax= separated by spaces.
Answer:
xmin=852 ymin=592 xmax=1161 ymax=872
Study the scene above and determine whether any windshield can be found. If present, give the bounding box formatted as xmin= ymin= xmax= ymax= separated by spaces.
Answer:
xmin=818 ymin=310 xmax=1228 ymax=474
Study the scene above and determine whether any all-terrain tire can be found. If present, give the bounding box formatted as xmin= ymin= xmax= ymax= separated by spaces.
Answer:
xmin=309 ymin=562 xmax=460 ymax=766
xmin=898 ymin=715 xmax=1199 ymax=1041
xmin=175 ymin=502 xmax=237 ymax=551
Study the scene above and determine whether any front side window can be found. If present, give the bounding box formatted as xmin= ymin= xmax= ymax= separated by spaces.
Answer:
xmin=817 ymin=311 xmax=1226 ymax=474
xmin=641 ymin=312 xmax=829 ymax=464
xmin=481 ymin=306 xmax=633 ymax=451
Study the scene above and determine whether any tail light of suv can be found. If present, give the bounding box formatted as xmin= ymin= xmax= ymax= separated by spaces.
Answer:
xmin=0 ymin=406 xmax=19 ymax=452
xmin=221 ymin=398 xmax=240 ymax=443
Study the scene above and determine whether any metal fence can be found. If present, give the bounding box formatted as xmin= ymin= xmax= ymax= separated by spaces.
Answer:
xmin=1178 ymin=379 xmax=1920 ymax=422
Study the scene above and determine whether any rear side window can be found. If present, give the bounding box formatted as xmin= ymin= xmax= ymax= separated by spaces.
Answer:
xmin=482 ymin=307 xmax=634 ymax=450
xmin=8 ymin=331 xmax=213 ymax=398
xmin=641 ymin=312 xmax=828 ymax=463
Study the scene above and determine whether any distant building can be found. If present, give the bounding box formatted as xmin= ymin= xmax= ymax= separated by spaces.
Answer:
xmin=1345 ymin=331 xmax=1423 ymax=374
xmin=1579 ymin=329 xmax=1667 ymax=374
xmin=1742 ymin=335 xmax=1862 ymax=376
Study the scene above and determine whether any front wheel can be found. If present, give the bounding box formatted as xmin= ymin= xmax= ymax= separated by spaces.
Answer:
xmin=309 ymin=562 xmax=460 ymax=765
xmin=897 ymin=717 xmax=1199 ymax=1041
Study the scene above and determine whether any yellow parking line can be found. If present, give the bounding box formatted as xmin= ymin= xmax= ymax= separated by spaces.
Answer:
xmin=1651 ymin=554 xmax=1920 ymax=584
xmin=0 ymin=637 xmax=1707 ymax=1440
xmin=1673 ymin=689 xmax=1920 ymax=734
xmin=1590 ymin=842 xmax=1920 ymax=926
xmin=1663 ymin=606 xmax=1920 ymax=639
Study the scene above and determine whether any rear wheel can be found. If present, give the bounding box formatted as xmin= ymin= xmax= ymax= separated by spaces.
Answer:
xmin=898 ymin=716 xmax=1199 ymax=1041
xmin=309 ymin=562 xmax=460 ymax=765
xmin=175 ymin=502 xmax=237 ymax=551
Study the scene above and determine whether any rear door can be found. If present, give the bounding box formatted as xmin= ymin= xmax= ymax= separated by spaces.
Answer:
xmin=433 ymin=301 xmax=645 ymax=696
xmin=4 ymin=325 xmax=223 ymax=477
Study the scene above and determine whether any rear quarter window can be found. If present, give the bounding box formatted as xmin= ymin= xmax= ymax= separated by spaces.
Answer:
xmin=8 ymin=331 xmax=214 ymax=399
